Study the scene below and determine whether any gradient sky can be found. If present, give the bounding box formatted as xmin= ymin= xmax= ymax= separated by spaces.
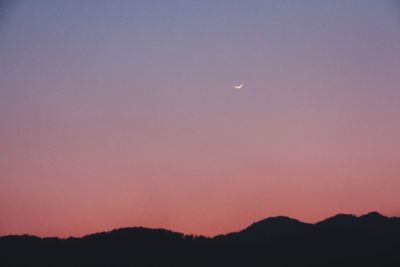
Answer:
xmin=1 ymin=0 xmax=400 ymax=237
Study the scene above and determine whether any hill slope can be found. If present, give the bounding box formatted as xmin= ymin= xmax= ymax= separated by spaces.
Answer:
xmin=1 ymin=212 xmax=400 ymax=266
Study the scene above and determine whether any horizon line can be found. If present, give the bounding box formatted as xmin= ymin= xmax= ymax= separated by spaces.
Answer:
xmin=2 ymin=210 xmax=398 ymax=239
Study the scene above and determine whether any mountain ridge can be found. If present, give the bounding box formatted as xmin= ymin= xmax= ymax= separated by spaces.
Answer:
xmin=2 ymin=211 xmax=396 ymax=240
xmin=1 ymin=211 xmax=400 ymax=267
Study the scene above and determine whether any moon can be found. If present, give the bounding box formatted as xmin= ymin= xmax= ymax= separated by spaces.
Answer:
xmin=234 ymin=83 xmax=244 ymax=90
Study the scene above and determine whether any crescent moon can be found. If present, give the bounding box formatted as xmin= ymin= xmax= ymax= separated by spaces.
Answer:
xmin=234 ymin=83 xmax=244 ymax=90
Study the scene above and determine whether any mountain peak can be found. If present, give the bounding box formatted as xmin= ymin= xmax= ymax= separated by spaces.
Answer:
xmin=317 ymin=213 xmax=358 ymax=225
xmin=247 ymin=216 xmax=303 ymax=228
xmin=360 ymin=211 xmax=384 ymax=219
xmin=220 ymin=216 xmax=311 ymax=241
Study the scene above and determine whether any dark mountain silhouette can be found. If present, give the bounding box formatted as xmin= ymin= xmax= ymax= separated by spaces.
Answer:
xmin=216 ymin=216 xmax=312 ymax=242
xmin=1 ymin=212 xmax=400 ymax=266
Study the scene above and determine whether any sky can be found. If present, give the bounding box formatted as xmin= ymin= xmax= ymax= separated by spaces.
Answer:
xmin=1 ymin=0 xmax=400 ymax=237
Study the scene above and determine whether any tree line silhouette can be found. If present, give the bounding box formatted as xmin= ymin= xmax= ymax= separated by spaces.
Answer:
xmin=1 ymin=212 xmax=400 ymax=266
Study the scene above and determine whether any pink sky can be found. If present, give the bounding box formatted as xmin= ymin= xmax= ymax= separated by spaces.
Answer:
xmin=1 ymin=1 xmax=400 ymax=237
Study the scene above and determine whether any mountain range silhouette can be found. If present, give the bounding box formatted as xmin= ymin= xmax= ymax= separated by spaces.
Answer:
xmin=1 ymin=212 xmax=400 ymax=266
